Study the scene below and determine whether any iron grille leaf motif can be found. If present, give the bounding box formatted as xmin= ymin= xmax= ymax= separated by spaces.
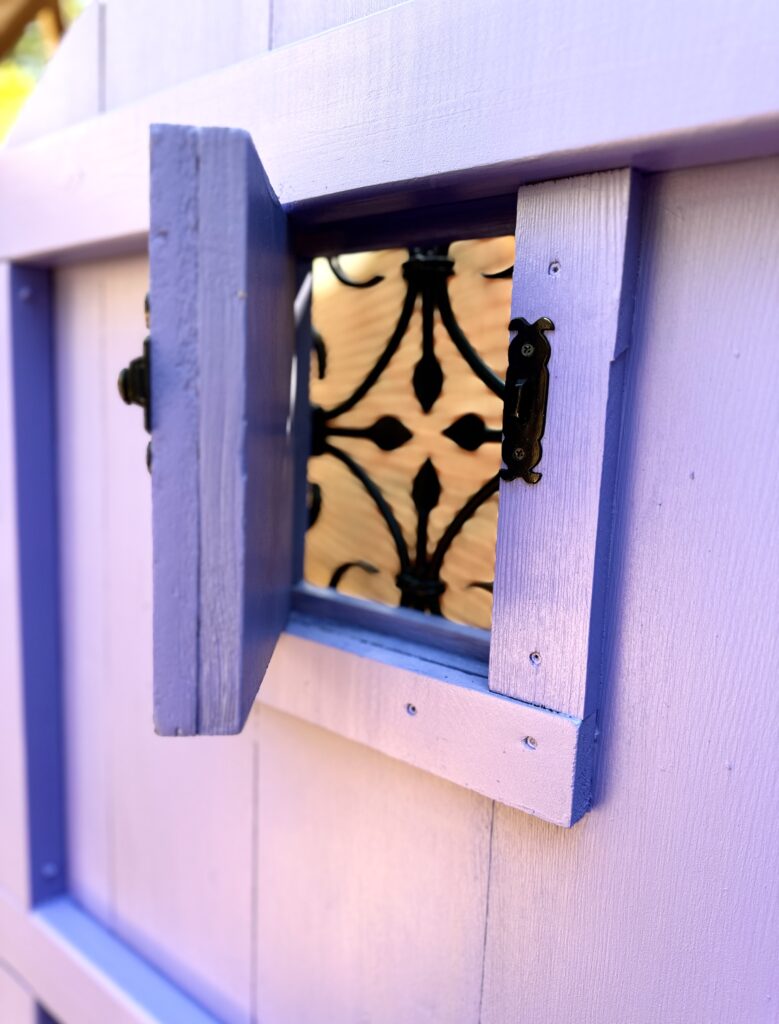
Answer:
xmin=308 ymin=243 xmax=513 ymax=621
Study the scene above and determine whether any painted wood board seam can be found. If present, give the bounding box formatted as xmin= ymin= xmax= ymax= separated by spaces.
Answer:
xmin=476 ymin=799 xmax=496 ymax=1023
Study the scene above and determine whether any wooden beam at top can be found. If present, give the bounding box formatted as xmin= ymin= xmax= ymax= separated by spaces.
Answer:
xmin=0 ymin=0 xmax=778 ymax=262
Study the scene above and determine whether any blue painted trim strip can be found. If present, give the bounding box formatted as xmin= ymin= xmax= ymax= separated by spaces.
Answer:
xmin=291 ymin=581 xmax=490 ymax=666
xmin=36 ymin=898 xmax=221 ymax=1024
xmin=10 ymin=265 xmax=67 ymax=906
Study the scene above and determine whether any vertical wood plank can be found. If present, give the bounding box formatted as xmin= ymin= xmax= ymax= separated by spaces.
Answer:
xmin=254 ymin=707 xmax=493 ymax=1024
xmin=9 ymin=266 xmax=67 ymax=906
xmin=195 ymin=127 xmax=295 ymax=732
xmin=55 ymin=262 xmax=114 ymax=924
xmin=0 ymin=264 xmax=29 ymax=905
xmin=103 ymin=256 xmax=257 ymax=1024
xmin=151 ymin=125 xmax=295 ymax=736
xmin=481 ymin=157 xmax=779 ymax=1024
xmin=54 ymin=255 xmax=258 ymax=1023
xmin=149 ymin=125 xmax=200 ymax=735
xmin=490 ymin=169 xmax=641 ymax=719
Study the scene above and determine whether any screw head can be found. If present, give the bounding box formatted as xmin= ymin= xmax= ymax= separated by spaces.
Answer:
xmin=520 ymin=343 xmax=534 ymax=357
xmin=513 ymin=447 xmax=526 ymax=461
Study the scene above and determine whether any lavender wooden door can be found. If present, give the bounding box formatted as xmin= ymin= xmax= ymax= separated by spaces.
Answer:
xmin=0 ymin=2 xmax=776 ymax=1022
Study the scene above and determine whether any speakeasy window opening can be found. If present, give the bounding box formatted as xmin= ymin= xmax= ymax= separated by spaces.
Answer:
xmin=299 ymin=234 xmax=516 ymax=638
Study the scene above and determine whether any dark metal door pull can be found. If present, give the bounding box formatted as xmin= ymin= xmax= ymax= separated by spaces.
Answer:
xmin=117 ymin=340 xmax=151 ymax=430
xmin=117 ymin=295 xmax=152 ymax=469
xmin=500 ymin=316 xmax=553 ymax=484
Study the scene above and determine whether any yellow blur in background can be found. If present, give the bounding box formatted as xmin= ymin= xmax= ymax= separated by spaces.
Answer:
xmin=0 ymin=0 xmax=86 ymax=140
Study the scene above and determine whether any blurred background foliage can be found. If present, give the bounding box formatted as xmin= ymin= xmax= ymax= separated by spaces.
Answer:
xmin=0 ymin=0 xmax=88 ymax=140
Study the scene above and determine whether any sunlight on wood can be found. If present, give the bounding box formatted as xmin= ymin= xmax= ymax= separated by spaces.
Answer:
xmin=304 ymin=236 xmax=514 ymax=631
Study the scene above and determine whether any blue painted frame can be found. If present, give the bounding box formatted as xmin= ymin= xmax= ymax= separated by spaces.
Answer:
xmin=5 ymin=262 xmax=232 ymax=1021
xmin=9 ymin=265 xmax=67 ymax=907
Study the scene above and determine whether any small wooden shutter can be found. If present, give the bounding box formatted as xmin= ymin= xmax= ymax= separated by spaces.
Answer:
xmin=150 ymin=124 xmax=295 ymax=735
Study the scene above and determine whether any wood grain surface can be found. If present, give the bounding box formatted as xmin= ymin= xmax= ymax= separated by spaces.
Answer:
xmin=150 ymin=125 xmax=296 ymax=734
xmin=2 ymin=0 xmax=777 ymax=262
xmin=481 ymin=157 xmax=779 ymax=1024
xmin=55 ymin=255 xmax=257 ymax=1023
xmin=490 ymin=169 xmax=641 ymax=718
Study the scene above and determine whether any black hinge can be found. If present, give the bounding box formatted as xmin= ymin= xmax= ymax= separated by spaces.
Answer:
xmin=500 ymin=316 xmax=554 ymax=484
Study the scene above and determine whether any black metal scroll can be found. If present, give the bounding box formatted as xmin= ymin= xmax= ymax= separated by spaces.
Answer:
xmin=308 ymin=245 xmax=550 ymax=618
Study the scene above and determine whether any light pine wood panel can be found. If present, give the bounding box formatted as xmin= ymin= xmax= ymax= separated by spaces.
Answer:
xmin=306 ymin=238 xmax=513 ymax=629
xmin=105 ymin=0 xmax=270 ymax=109
xmin=481 ymin=158 xmax=779 ymax=1024
xmin=0 ymin=963 xmax=36 ymax=1024
xmin=56 ymin=255 xmax=257 ymax=1024
xmin=271 ymin=0 xmax=406 ymax=48
xmin=254 ymin=706 xmax=492 ymax=1024
xmin=490 ymin=169 xmax=639 ymax=717
xmin=0 ymin=264 xmax=30 ymax=906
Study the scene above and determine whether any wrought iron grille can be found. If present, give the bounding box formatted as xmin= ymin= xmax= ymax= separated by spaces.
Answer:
xmin=305 ymin=237 xmax=514 ymax=630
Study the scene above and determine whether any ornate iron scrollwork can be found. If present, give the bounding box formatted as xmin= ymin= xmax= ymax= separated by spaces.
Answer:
xmin=308 ymin=243 xmax=553 ymax=621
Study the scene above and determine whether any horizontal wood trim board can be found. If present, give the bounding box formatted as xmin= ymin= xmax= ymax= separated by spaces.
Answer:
xmin=0 ymin=895 xmax=219 ymax=1024
xmin=1 ymin=0 xmax=777 ymax=261
xmin=259 ymin=629 xmax=593 ymax=828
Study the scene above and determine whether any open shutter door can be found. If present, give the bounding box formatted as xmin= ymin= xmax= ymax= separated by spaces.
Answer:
xmin=150 ymin=125 xmax=295 ymax=735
